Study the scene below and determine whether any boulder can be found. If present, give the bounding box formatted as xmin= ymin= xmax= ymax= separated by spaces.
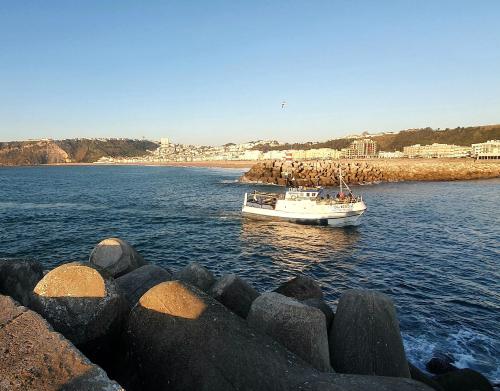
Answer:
xmin=116 ymin=264 xmax=172 ymax=310
xmin=409 ymin=362 xmax=445 ymax=391
xmin=209 ymin=273 xmax=259 ymax=318
xmin=274 ymin=275 xmax=323 ymax=301
xmin=0 ymin=258 xmax=44 ymax=307
xmin=435 ymin=368 xmax=493 ymax=391
xmin=426 ymin=355 xmax=458 ymax=375
xmin=302 ymin=297 xmax=335 ymax=331
xmin=329 ymin=289 xmax=411 ymax=378
xmin=89 ymin=237 xmax=146 ymax=277
xmin=0 ymin=295 xmax=123 ymax=391
xmin=248 ymin=292 xmax=331 ymax=371
xmin=31 ymin=262 xmax=126 ymax=356
xmin=126 ymin=281 xmax=431 ymax=391
xmin=174 ymin=261 xmax=215 ymax=292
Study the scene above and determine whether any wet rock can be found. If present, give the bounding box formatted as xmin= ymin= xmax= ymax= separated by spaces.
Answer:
xmin=31 ymin=262 xmax=126 ymax=356
xmin=329 ymin=289 xmax=411 ymax=378
xmin=0 ymin=294 xmax=123 ymax=391
xmin=274 ymin=275 xmax=324 ymax=301
xmin=302 ymin=297 xmax=335 ymax=331
xmin=248 ymin=292 xmax=331 ymax=371
xmin=116 ymin=264 xmax=172 ymax=310
xmin=126 ymin=281 xmax=431 ymax=391
xmin=174 ymin=261 xmax=215 ymax=292
xmin=209 ymin=273 xmax=259 ymax=318
xmin=89 ymin=237 xmax=146 ymax=277
xmin=409 ymin=362 xmax=445 ymax=391
xmin=0 ymin=258 xmax=44 ymax=307
xmin=435 ymin=368 xmax=493 ymax=391
xmin=426 ymin=355 xmax=458 ymax=375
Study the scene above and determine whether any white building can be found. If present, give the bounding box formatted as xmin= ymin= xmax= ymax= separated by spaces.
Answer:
xmin=378 ymin=151 xmax=405 ymax=159
xmin=471 ymin=140 xmax=500 ymax=160
xmin=403 ymin=143 xmax=470 ymax=158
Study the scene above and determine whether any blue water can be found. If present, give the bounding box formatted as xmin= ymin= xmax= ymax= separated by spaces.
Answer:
xmin=1 ymin=165 xmax=499 ymax=381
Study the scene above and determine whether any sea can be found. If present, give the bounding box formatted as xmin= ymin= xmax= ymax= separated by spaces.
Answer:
xmin=0 ymin=165 xmax=499 ymax=381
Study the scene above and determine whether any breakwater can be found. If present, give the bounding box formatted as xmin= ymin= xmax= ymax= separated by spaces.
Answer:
xmin=0 ymin=238 xmax=496 ymax=391
xmin=240 ymin=159 xmax=500 ymax=186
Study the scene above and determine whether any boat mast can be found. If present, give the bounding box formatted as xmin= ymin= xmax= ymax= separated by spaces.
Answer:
xmin=339 ymin=166 xmax=343 ymax=194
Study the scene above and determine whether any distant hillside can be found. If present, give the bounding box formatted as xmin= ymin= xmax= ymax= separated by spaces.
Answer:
xmin=0 ymin=139 xmax=158 ymax=166
xmin=255 ymin=124 xmax=500 ymax=152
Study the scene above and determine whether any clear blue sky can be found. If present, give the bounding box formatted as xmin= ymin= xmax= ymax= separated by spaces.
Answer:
xmin=1 ymin=1 xmax=499 ymax=144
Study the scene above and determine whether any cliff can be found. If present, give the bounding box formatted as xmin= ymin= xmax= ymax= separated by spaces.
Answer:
xmin=0 ymin=139 xmax=158 ymax=166
xmin=240 ymin=159 xmax=500 ymax=186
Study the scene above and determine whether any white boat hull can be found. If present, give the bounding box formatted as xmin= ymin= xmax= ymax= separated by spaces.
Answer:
xmin=242 ymin=204 xmax=366 ymax=227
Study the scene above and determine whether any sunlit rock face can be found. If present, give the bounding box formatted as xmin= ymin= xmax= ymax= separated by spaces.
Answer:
xmin=89 ymin=237 xmax=146 ymax=278
xmin=0 ymin=294 xmax=124 ymax=391
xmin=31 ymin=262 xmax=126 ymax=349
xmin=138 ymin=281 xmax=207 ymax=319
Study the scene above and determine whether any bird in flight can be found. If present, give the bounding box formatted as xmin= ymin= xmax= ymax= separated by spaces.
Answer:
xmin=281 ymin=100 xmax=287 ymax=109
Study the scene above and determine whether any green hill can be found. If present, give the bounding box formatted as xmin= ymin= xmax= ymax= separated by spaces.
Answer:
xmin=255 ymin=124 xmax=500 ymax=152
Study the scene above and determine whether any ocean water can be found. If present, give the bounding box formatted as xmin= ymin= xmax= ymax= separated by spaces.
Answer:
xmin=1 ymin=165 xmax=499 ymax=381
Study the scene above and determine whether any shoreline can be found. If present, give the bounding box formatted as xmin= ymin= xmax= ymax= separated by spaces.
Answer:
xmin=0 ymin=160 xmax=258 ymax=169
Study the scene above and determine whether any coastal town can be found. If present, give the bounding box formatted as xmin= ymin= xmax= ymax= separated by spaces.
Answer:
xmin=96 ymin=136 xmax=500 ymax=164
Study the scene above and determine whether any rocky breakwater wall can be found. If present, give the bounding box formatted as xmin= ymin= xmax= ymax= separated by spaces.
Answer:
xmin=0 ymin=239 xmax=495 ymax=391
xmin=240 ymin=159 xmax=500 ymax=186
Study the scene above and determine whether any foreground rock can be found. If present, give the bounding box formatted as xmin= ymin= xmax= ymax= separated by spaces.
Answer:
xmin=274 ymin=275 xmax=324 ymax=301
xmin=116 ymin=264 xmax=172 ymax=310
xmin=248 ymin=292 xmax=331 ymax=371
xmin=426 ymin=355 xmax=458 ymax=375
xmin=329 ymin=289 xmax=411 ymax=378
xmin=89 ymin=237 xmax=146 ymax=277
xmin=0 ymin=258 xmax=44 ymax=307
xmin=435 ymin=368 xmax=493 ymax=391
xmin=126 ymin=281 xmax=431 ymax=391
xmin=175 ymin=261 xmax=215 ymax=292
xmin=31 ymin=262 xmax=126 ymax=356
xmin=0 ymin=295 xmax=123 ymax=391
xmin=210 ymin=273 xmax=259 ymax=318
xmin=409 ymin=363 xmax=445 ymax=391
xmin=302 ymin=297 xmax=335 ymax=331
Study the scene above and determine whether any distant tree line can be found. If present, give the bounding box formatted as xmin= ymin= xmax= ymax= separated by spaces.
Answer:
xmin=252 ymin=125 xmax=500 ymax=152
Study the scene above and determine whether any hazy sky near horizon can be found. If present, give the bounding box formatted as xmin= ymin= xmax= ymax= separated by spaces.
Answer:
xmin=1 ymin=1 xmax=499 ymax=145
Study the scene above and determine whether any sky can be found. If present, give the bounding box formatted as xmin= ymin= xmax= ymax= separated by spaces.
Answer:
xmin=1 ymin=1 xmax=499 ymax=145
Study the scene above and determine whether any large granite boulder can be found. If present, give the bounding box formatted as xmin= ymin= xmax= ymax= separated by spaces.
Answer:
xmin=125 ymin=281 xmax=432 ymax=391
xmin=116 ymin=264 xmax=172 ymax=310
xmin=274 ymin=275 xmax=324 ymax=301
xmin=302 ymin=297 xmax=335 ymax=331
xmin=435 ymin=368 xmax=493 ymax=391
xmin=89 ymin=237 xmax=146 ymax=277
xmin=209 ymin=273 xmax=259 ymax=318
xmin=0 ymin=258 xmax=44 ymax=307
xmin=329 ymin=289 xmax=411 ymax=378
xmin=247 ymin=292 xmax=331 ymax=371
xmin=31 ymin=262 xmax=126 ymax=356
xmin=0 ymin=295 xmax=123 ymax=391
xmin=174 ymin=261 xmax=215 ymax=292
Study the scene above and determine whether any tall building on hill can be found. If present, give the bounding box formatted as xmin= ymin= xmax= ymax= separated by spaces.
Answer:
xmin=344 ymin=139 xmax=378 ymax=158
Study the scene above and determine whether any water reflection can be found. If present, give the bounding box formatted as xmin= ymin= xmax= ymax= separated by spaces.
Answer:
xmin=239 ymin=218 xmax=361 ymax=273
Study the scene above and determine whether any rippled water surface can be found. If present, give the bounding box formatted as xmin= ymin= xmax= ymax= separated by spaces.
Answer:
xmin=1 ymin=165 xmax=499 ymax=380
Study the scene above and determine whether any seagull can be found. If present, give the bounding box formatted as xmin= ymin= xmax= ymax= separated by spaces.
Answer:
xmin=281 ymin=100 xmax=287 ymax=109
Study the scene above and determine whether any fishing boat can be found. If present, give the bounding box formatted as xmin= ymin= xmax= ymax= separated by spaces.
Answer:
xmin=242 ymin=169 xmax=367 ymax=227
